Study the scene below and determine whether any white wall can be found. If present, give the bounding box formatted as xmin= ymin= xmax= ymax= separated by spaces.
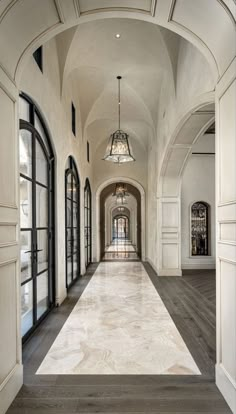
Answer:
xmin=181 ymin=134 xmax=215 ymax=269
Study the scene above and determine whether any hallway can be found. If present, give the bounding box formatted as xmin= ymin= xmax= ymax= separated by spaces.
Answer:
xmin=7 ymin=263 xmax=231 ymax=413
xmin=37 ymin=261 xmax=199 ymax=375
xmin=103 ymin=240 xmax=139 ymax=260
xmin=0 ymin=2 xmax=235 ymax=413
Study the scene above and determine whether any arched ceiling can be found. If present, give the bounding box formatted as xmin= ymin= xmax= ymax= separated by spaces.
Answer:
xmin=58 ymin=18 xmax=178 ymax=150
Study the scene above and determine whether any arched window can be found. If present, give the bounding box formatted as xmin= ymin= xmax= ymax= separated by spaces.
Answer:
xmin=84 ymin=179 xmax=92 ymax=268
xmin=65 ymin=157 xmax=80 ymax=288
xmin=113 ymin=215 xmax=129 ymax=240
xmin=191 ymin=202 xmax=209 ymax=256
xmin=19 ymin=93 xmax=55 ymax=341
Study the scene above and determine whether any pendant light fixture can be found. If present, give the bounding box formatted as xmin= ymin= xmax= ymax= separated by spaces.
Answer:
xmin=116 ymin=194 xmax=127 ymax=205
xmin=103 ymin=76 xmax=135 ymax=164
xmin=112 ymin=183 xmax=129 ymax=197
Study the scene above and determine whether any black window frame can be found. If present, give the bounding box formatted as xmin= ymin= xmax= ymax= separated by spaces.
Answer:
xmin=19 ymin=92 xmax=55 ymax=344
xmin=84 ymin=178 xmax=92 ymax=268
xmin=65 ymin=156 xmax=81 ymax=289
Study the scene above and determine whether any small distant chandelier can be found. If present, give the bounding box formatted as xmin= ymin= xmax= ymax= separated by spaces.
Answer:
xmin=116 ymin=195 xmax=127 ymax=205
xmin=118 ymin=207 xmax=125 ymax=212
xmin=103 ymin=76 xmax=135 ymax=164
xmin=112 ymin=183 xmax=129 ymax=197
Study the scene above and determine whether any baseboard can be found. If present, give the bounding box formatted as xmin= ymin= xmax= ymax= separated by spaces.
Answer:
xmin=157 ymin=268 xmax=182 ymax=276
xmin=216 ymin=363 xmax=236 ymax=413
xmin=0 ymin=363 xmax=23 ymax=414
xmin=182 ymin=263 xmax=216 ymax=270
xmin=145 ymin=257 xmax=157 ymax=273
xmin=56 ymin=289 xmax=67 ymax=306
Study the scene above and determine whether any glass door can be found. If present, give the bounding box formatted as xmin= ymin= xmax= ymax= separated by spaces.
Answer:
xmin=65 ymin=157 xmax=80 ymax=288
xmin=84 ymin=179 xmax=92 ymax=268
xmin=19 ymin=94 xmax=54 ymax=341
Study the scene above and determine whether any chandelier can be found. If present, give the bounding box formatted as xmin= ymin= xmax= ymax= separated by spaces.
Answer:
xmin=103 ymin=76 xmax=135 ymax=164
xmin=112 ymin=183 xmax=129 ymax=197
xmin=116 ymin=195 xmax=127 ymax=205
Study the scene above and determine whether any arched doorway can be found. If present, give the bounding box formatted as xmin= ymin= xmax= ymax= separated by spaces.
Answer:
xmin=113 ymin=215 xmax=130 ymax=240
xmin=19 ymin=93 xmax=55 ymax=341
xmin=65 ymin=156 xmax=80 ymax=289
xmin=84 ymin=178 xmax=92 ymax=268
xmin=97 ymin=179 xmax=144 ymax=261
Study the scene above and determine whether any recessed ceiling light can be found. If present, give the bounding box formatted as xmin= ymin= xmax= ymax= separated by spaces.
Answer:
xmin=115 ymin=33 xmax=121 ymax=39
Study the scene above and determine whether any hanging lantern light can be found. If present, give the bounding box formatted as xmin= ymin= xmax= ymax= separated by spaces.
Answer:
xmin=112 ymin=183 xmax=129 ymax=197
xmin=116 ymin=194 xmax=127 ymax=205
xmin=103 ymin=76 xmax=135 ymax=164
xmin=118 ymin=207 xmax=125 ymax=212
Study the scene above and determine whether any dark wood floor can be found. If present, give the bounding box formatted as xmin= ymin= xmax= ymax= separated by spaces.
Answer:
xmin=7 ymin=263 xmax=232 ymax=414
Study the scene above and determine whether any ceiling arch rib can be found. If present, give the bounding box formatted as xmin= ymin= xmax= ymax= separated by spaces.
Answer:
xmin=0 ymin=0 xmax=234 ymax=84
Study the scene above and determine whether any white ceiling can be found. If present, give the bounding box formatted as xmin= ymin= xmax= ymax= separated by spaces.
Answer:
xmin=59 ymin=18 xmax=179 ymax=151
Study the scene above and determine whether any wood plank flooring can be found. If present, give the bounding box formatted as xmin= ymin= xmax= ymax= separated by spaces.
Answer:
xmin=7 ymin=263 xmax=232 ymax=414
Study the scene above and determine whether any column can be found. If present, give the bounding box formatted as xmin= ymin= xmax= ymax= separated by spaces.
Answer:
xmin=157 ymin=196 xmax=182 ymax=276
xmin=215 ymin=57 xmax=236 ymax=414
xmin=0 ymin=70 xmax=23 ymax=414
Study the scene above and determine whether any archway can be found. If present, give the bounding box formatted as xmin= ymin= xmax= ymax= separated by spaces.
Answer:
xmin=157 ymin=100 xmax=215 ymax=276
xmin=95 ymin=177 xmax=145 ymax=261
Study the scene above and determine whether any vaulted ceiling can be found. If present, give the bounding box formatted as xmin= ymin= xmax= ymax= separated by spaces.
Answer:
xmin=57 ymin=18 xmax=179 ymax=151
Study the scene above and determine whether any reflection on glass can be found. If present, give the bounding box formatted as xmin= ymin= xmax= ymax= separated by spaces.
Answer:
xmin=67 ymin=258 xmax=72 ymax=286
xmin=67 ymin=205 xmax=72 ymax=227
xmin=67 ymin=173 xmax=73 ymax=200
xmin=19 ymin=97 xmax=30 ymax=122
xmin=20 ymin=130 xmax=32 ymax=177
xmin=37 ymin=272 xmax=48 ymax=319
xmin=21 ymin=281 xmax=33 ymax=337
xmin=20 ymin=231 xmax=32 ymax=283
xmin=37 ymin=229 xmax=48 ymax=273
xmin=73 ymin=228 xmax=78 ymax=252
xmin=36 ymin=185 xmax=48 ymax=227
xmin=20 ymin=178 xmax=32 ymax=228
xmin=35 ymin=113 xmax=49 ymax=154
xmin=73 ymin=254 xmax=78 ymax=277
xmin=73 ymin=202 xmax=78 ymax=228
xmin=36 ymin=139 xmax=48 ymax=186
xmin=67 ymin=228 xmax=72 ymax=256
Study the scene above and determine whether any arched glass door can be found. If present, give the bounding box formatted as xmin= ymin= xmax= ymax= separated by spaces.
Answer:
xmin=19 ymin=94 xmax=55 ymax=341
xmin=65 ymin=157 xmax=80 ymax=288
xmin=84 ymin=179 xmax=92 ymax=268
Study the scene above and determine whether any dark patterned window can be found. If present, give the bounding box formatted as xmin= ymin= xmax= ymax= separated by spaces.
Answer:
xmin=33 ymin=47 xmax=43 ymax=72
xmin=191 ymin=202 xmax=209 ymax=256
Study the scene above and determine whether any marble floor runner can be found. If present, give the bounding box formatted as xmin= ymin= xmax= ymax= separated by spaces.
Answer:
xmin=37 ymin=262 xmax=200 ymax=375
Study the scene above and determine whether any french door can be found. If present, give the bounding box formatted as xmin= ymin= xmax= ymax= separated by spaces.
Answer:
xmin=65 ymin=157 xmax=80 ymax=288
xmin=19 ymin=94 xmax=55 ymax=341
xmin=84 ymin=179 xmax=92 ymax=268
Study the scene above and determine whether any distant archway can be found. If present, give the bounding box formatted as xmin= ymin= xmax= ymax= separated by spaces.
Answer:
xmin=95 ymin=177 xmax=145 ymax=261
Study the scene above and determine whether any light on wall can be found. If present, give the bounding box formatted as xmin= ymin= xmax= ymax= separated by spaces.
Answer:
xmin=103 ymin=76 xmax=135 ymax=164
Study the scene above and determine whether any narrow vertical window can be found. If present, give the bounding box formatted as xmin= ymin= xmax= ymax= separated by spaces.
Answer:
xmin=72 ymin=103 xmax=76 ymax=136
xmin=33 ymin=46 xmax=43 ymax=72
xmin=87 ymin=141 xmax=90 ymax=163
xmin=191 ymin=202 xmax=209 ymax=256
